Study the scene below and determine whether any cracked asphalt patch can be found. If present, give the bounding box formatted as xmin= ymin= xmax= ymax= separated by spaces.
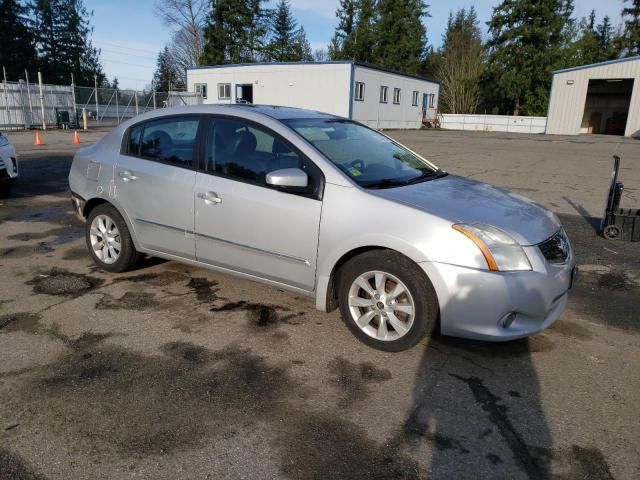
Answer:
xmin=0 ymin=129 xmax=638 ymax=479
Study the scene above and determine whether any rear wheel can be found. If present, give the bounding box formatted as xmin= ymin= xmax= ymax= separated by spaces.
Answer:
xmin=338 ymin=250 xmax=439 ymax=352
xmin=86 ymin=204 xmax=141 ymax=272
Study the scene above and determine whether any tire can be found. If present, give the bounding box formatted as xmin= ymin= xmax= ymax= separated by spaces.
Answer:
xmin=603 ymin=225 xmax=621 ymax=240
xmin=85 ymin=203 xmax=142 ymax=272
xmin=337 ymin=250 xmax=439 ymax=352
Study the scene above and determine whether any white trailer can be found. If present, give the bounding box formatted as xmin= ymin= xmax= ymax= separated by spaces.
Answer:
xmin=187 ymin=61 xmax=439 ymax=129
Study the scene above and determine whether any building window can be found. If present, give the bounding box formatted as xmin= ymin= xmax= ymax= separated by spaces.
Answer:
xmin=412 ymin=91 xmax=419 ymax=106
xmin=354 ymin=82 xmax=365 ymax=101
xmin=380 ymin=86 xmax=388 ymax=103
xmin=429 ymin=94 xmax=435 ymax=108
xmin=393 ymin=88 xmax=401 ymax=104
xmin=218 ymin=83 xmax=231 ymax=99
xmin=194 ymin=83 xmax=207 ymax=99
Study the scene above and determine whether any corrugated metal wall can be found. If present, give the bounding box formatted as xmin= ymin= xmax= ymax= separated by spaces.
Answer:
xmin=546 ymin=57 xmax=640 ymax=137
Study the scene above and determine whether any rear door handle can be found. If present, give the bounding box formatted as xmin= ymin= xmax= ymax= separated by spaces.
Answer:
xmin=197 ymin=191 xmax=222 ymax=205
xmin=118 ymin=170 xmax=137 ymax=182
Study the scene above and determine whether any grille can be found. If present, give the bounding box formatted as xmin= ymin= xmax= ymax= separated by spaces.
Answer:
xmin=538 ymin=229 xmax=570 ymax=264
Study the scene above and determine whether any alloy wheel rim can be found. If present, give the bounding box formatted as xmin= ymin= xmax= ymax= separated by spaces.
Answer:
xmin=348 ymin=270 xmax=415 ymax=341
xmin=90 ymin=214 xmax=121 ymax=264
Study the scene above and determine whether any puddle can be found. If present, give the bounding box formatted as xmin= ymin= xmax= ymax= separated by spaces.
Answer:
xmin=115 ymin=270 xmax=188 ymax=287
xmin=0 ymin=312 xmax=42 ymax=334
xmin=328 ymin=357 xmax=392 ymax=407
xmin=96 ymin=291 xmax=159 ymax=311
xmin=0 ymin=243 xmax=54 ymax=258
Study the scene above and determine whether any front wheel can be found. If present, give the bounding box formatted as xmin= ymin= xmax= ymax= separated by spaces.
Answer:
xmin=338 ymin=250 xmax=439 ymax=352
xmin=86 ymin=204 xmax=142 ymax=272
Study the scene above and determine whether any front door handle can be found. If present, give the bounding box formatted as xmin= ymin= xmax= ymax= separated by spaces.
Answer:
xmin=197 ymin=191 xmax=222 ymax=205
xmin=118 ymin=170 xmax=137 ymax=182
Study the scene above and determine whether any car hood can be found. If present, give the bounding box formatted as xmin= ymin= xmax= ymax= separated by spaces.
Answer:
xmin=371 ymin=175 xmax=560 ymax=246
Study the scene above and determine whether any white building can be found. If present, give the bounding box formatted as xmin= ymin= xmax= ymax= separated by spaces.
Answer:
xmin=546 ymin=56 xmax=640 ymax=137
xmin=186 ymin=61 xmax=439 ymax=129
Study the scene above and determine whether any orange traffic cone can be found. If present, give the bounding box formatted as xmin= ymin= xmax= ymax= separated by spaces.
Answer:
xmin=34 ymin=130 xmax=45 ymax=146
xmin=73 ymin=130 xmax=81 ymax=145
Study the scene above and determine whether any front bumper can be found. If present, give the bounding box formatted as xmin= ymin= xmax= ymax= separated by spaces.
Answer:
xmin=0 ymin=146 xmax=19 ymax=179
xmin=420 ymin=247 xmax=575 ymax=341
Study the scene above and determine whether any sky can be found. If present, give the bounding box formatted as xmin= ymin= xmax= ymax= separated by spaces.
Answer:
xmin=88 ymin=0 xmax=627 ymax=90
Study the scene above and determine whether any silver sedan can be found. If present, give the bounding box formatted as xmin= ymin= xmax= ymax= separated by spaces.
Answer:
xmin=69 ymin=105 xmax=575 ymax=351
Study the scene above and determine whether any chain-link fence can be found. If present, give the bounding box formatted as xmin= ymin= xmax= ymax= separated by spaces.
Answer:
xmin=0 ymin=75 xmax=203 ymax=131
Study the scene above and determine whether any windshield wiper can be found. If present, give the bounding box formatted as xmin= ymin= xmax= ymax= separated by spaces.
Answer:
xmin=361 ymin=178 xmax=410 ymax=189
xmin=406 ymin=170 xmax=448 ymax=185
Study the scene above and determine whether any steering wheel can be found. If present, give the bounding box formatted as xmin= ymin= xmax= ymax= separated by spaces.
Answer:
xmin=349 ymin=159 xmax=365 ymax=172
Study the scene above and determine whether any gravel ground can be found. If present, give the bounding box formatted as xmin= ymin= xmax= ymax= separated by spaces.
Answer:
xmin=0 ymin=127 xmax=639 ymax=480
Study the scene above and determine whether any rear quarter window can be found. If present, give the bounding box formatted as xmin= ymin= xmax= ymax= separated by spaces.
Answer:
xmin=127 ymin=124 xmax=143 ymax=155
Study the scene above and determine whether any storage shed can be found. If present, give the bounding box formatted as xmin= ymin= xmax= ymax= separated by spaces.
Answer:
xmin=546 ymin=56 xmax=640 ymax=137
xmin=186 ymin=61 xmax=439 ymax=129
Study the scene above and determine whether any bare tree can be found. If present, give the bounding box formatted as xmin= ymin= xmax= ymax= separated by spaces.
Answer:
xmin=437 ymin=31 xmax=484 ymax=114
xmin=313 ymin=48 xmax=329 ymax=61
xmin=155 ymin=0 xmax=209 ymax=67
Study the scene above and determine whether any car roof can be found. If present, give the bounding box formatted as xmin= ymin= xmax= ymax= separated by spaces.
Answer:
xmin=140 ymin=104 xmax=342 ymax=122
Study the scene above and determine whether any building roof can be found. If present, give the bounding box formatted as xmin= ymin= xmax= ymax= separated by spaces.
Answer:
xmin=553 ymin=55 xmax=640 ymax=74
xmin=187 ymin=60 xmax=439 ymax=84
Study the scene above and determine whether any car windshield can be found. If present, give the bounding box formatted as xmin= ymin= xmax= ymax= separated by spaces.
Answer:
xmin=283 ymin=118 xmax=444 ymax=188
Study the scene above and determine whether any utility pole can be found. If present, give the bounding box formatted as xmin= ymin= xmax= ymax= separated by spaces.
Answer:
xmin=38 ymin=71 xmax=46 ymax=130
xmin=2 ymin=67 xmax=10 ymax=128
xmin=25 ymin=70 xmax=34 ymax=126
xmin=71 ymin=73 xmax=77 ymax=127
xmin=94 ymin=74 xmax=99 ymax=124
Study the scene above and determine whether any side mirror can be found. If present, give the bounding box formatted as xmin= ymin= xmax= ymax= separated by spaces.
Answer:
xmin=266 ymin=168 xmax=308 ymax=188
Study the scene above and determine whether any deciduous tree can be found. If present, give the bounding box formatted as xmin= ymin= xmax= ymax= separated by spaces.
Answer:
xmin=436 ymin=7 xmax=484 ymax=114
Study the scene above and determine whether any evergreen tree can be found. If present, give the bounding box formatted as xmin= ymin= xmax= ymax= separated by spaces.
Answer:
xmin=374 ymin=0 xmax=428 ymax=74
xmin=482 ymin=0 xmax=575 ymax=116
xmin=352 ymin=0 xmax=377 ymax=63
xmin=436 ymin=7 xmax=485 ymax=114
xmin=265 ymin=0 xmax=297 ymax=61
xmin=27 ymin=0 xmax=103 ymax=84
xmin=200 ymin=0 xmax=268 ymax=65
xmin=0 ymin=0 xmax=39 ymax=79
xmin=622 ymin=0 xmax=640 ymax=55
xmin=154 ymin=46 xmax=185 ymax=91
xmin=293 ymin=26 xmax=313 ymax=61
xmin=570 ymin=11 xmax=621 ymax=65
xmin=329 ymin=0 xmax=357 ymax=60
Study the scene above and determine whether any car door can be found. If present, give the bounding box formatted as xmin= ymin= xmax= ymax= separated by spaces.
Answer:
xmin=115 ymin=115 xmax=201 ymax=259
xmin=193 ymin=116 xmax=323 ymax=291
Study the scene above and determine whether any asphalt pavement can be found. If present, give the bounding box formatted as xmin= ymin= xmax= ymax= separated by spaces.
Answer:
xmin=0 ymin=127 xmax=638 ymax=479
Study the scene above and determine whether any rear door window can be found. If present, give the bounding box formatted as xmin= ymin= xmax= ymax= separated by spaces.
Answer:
xmin=139 ymin=117 xmax=200 ymax=167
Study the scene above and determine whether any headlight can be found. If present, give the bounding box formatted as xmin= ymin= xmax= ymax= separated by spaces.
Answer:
xmin=453 ymin=224 xmax=532 ymax=271
xmin=0 ymin=135 xmax=8 ymax=148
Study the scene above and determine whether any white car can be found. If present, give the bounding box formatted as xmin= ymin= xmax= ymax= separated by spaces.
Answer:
xmin=0 ymin=132 xmax=18 ymax=182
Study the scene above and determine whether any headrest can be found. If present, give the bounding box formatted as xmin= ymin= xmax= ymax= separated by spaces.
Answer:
xmin=272 ymin=139 xmax=290 ymax=154
xmin=231 ymin=130 xmax=257 ymax=156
